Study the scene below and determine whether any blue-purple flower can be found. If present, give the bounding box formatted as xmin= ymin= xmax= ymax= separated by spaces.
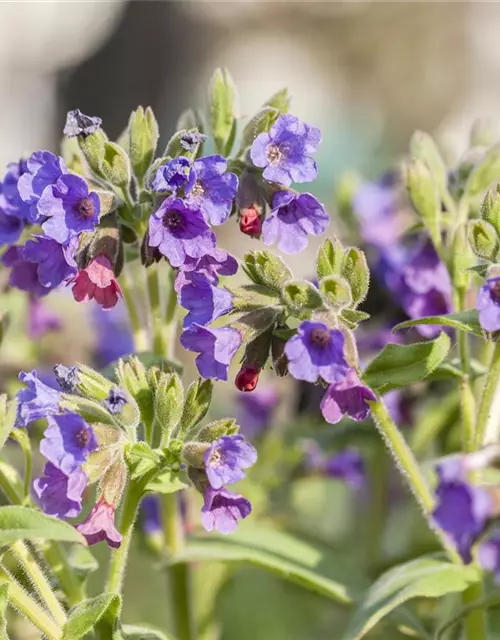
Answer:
xmin=33 ymin=462 xmax=86 ymax=518
xmin=250 ymin=114 xmax=321 ymax=187
xmin=433 ymin=458 xmax=492 ymax=563
xmin=0 ymin=160 xmax=31 ymax=246
xmin=2 ymin=246 xmax=50 ymax=297
xmin=63 ymin=109 xmax=102 ymax=138
xmin=103 ymin=389 xmax=128 ymax=415
xmin=23 ymin=235 xmax=77 ymax=289
xmin=17 ymin=151 xmax=67 ymax=222
xmin=141 ymin=495 xmax=162 ymax=534
xmin=17 ymin=370 xmax=62 ymax=427
xmin=204 ymin=434 xmax=257 ymax=490
xmin=37 ymin=174 xmax=100 ymax=244
xmin=152 ymin=157 xmax=196 ymax=194
xmin=40 ymin=412 xmax=98 ymax=475
xmin=148 ymin=197 xmax=217 ymax=268
xmin=320 ymin=369 xmax=376 ymax=424
xmin=187 ymin=155 xmax=238 ymax=226
xmin=27 ymin=297 xmax=61 ymax=339
xmin=174 ymin=249 xmax=238 ymax=292
xmin=92 ymin=305 xmax=133 ymax=368
xmin=201 ymin=487 xmax=252 ymax=534
xmin=0 ymin=208 xmax=24 ymax=247
xmin=262 ymin=191 xmax=329 ymax=254
xmin=479 ymin=531 xmax=500 ymax=582
xmin=180 ymin=131 xmax=206 ymax=153
xmin=477 ymin=277 xmax=500 ymax=332
xmin=180 ymin=273 xmax=233 ymax=328
xmin=180 ymin=324 xmax=242 ymax=381
xmin=324 ymin=449 xmax=366 ymax=490
xmin=235 ymin=387 xmax=279 ymax=437
xmin=285 ymin=322 xmax=349 ymax=384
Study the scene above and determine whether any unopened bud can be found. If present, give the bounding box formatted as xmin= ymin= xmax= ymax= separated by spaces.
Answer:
xmin=239 ymin=206 xmax=262 ymax=236
xmin=235 ymin=365 xmax=260 ymax=392
xmin=187 ymin=466 xmax=209 ymax=494
xmin=182 ymin=441 xmax=211 ymax=468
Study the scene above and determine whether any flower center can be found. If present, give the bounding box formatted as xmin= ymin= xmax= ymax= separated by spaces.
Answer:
xmin=77 ymin=197 xmax=95 ymax=218
xmin=209 ymin=450 xmax=222 ymax=467
xmin=266 ymin=144 xmax=282 ymax=166
xmin=190 ymin=182 xmax=205 ymax=198
xmin=75 ymin=428 xmax=91 ymax=447
xmin=310 ymin=328 xmax=331 ymax=347
xmin=162 ymin=209 xmax=183 ymax=230
xmin=491 ymin=280 xmax=500 ymax=300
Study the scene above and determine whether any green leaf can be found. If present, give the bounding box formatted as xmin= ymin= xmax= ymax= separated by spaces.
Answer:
xmin=244 ymin=250 xmax=293 ymax=292
xmin=281 ymin=280 xmax=324 ymax=317
xmin=180 ymin=378 xmax=213 ymax=435
xmin=404 ymin=158 xmax=441 ymax=246
xmin=468 ymin=219 xmax=499 ymax=261
xmin=227 ymin=284 xmax=281 ymax=312
xmin=410 ymin=131 xmax=448 ymax=191
xmin=63 ymin=593 xmax=121 ymax=639
xmin=197 ymin=418 xmax=238 ymax=443
xmin=67 ymin=545 xmax=99 ymax=581
xmin=154 ymin=372 xmax=184 ymax=445
xmin=126 ymin=443 xmax=161 ymax=480
xmin=465 ymin=144 xmax=500 ymax=198
xmin=0 ymin=506 xmax=85 ymax=545
xmin=342 ymin=556 xmax=480 ymax=640
xmin=0 ymin=583 xmax=8 ymax=640
xmin=128 ymin=106 xmax=159 ymax=181
xmin=122 ymin=624 xmax=173 ymax=640
xmin=340 ymin=309 xmax=370 ymax=328
xmin=0 ymin=396 xmax=16 ymax=453
xmin=340 ymin=247 xmax=369 ymax=305
xmin=61 ymin=396 xmax=115 ymax=425
xmin=316 ymin=237 xmax=343 ymax=281
xmin=239 ymin=106 xmax=279 ymax=151
xmin=264 ymin=88 xmax=291 ymax=112
xmin=393 ymin=309 xmax=483 ymax=338
xmin=481 ymin=187 xmax=500 ymax=237
xmin=208 ymin=68 xmax=237 ymax=155
xmin=171 ymin=524 xmax=366 ymax=604
xmin=145 ymin=470 xmax=189 ymax=494
xmin=363 ymin=333 xmax=451 ymax=391
xmin=101 ymin=141 xmax=131 ymax=188
xmin=78 ymin=129 xmax=107 ymax=176
xmin=320 ymin=275 xmax=352 ymax=311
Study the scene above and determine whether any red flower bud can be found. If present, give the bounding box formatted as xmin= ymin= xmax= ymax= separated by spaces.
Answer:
xmin=239 ymin=206 xmax=262 ymax=237
xmin=235 ymin=365 xmax=260 ymax=392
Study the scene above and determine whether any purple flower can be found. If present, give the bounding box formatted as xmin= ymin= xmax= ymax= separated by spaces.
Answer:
xmin=17 ymin=370 xmax=62 ymax=427
xmin=262 ymin=191 xmax=329 ymax=254
xmin=250 ymin=114 xmax=321 ymax=187
xmin=37 ymin=174 xmax=100 ymax=244
xmin=285 ymin=321 xmax=349 ymax=384
xmin=33 ymin=462 xmax=86 ymax=519
xmin=479 ymin=531 xmax=500 ymax=582
xmin=180 ymin=273 xmax=233 ymax=328
xmin=76 ymin=500 xmax=122 ymax=548
xmin=477 ymin=277 xmax=500 ymax=332
xmin=180 ymin=131 xmax=206 ymax=153
xmin=103 ymin=389 xmax=128 ymax=415
xmin=235 ymin=387 xmax=279 ymax=437
xmin=148 ymin=196 xmax=217 ymax=268
xmin=186 ymin=155 xmax=238 ymax=226
xmin=201 ymin=487 xmax=251 ymax=534
xmin=433 ymin=459 xmax=492 ymax=563
xmin=0 ymin=161 xmax=31 ymax=246
xmin=17 ymin=151 xmax=67 ymax=222
xmin=27 ymin=297 xmax=61 ymax=339
xmin=320 ymin=369 xmax=376 ymax=424
xmin=92 ymin=305 xmax=133 ymax=368
xmin=204 ymin=434 xmax=257 ymax=489
xmin=2 ymin=246 xmax=49 ymax=297
xmin=180 ymin=324 xmax=242 ymax=381
xmin=64 ymin=109 xmax=102 ymax=138
xmin=23 ymin=235 xmax=77 ymax=288
xmin=40 ymin=412 xmax=98 ymax=475
xmin=152 ymin=157 xmax=196 ymax=194
xmin=325 ymin=449 xmax=366 ymax=490
xmin=53 ymin=364 xmax=79 ymax=393
xmin=174 ymin=249 xmax=238 ymax=292
xmin=0 ymin=207 xmax=24 ymax=247
xmin=141 ymin=495 xmax=161 ymax=534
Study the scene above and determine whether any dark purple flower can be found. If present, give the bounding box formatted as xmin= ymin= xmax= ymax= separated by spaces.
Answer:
xmin=477 ymin=277 xmax=500 ymax=332
xmin=17 ymin=370 xmax=62 ymax=427
xmin=63 ymin=109 xmax=102 ymax=138
xmin=479 ymin=531 xmax=500 ymax=582
xmin=235 ymin=387 xmax=279 ymax=437
xmin=1 ymin=160 xmax=31 ymax=219
xmin=92 ymin=305 xmax=133 ymax=368
xmin=17 ymin=151 xmax=67 ymax=222
xmin=320 ymin=369 xmax=376 ymax=424
xmin=285 ymin=321 xmax=349 ymax=384
xmin=180 ymin=131 xmax=206 ymax=153
xmin=148 ymin=196 xmax=217 ymax=268
xmin=0 ymin=207 xmax=24 ymax=247
xmin=27 ymin=297 xmax=61 ymax=339
xmin=2 ymin=246 xmax=50 ymax=297
xmin=40 ymin=412 xmax=98 ymax=475
xmin=204 ymin=434 xmax=257 ymax=489
xmin=37 ymin=174 xmax=100 ymax=244
xmin=23 ymin=235 xmax=77 ymax=288
xmin=174 ymin=249 xmax=238 ymax=292
xmin=180 ymin=273 xmax=233 ymax=328
xmin=141 ymin=495 xmax=161 ymax=534
xmin=250 ymin=114 xmax=321 ymax=187
xmin=76 ymin=500 xmax=122 ymax=548
xmin=186 ymin=155 xmax=238 ymax=226
xmin=151 ymin=157 xmax=196 ymax=194
xmin=262 ymin=191 xmax=329 ymax=254
xmin=325 ymin=449 xmax=366 ymax=490
xmin=433 ymin=458 xmax=492 ymax=563
xmin=201 ymin=487 xmax=252 ymax=534
xmin=53 ymin=364 xmax=79 ymax=393
xmin=180 ymin=324 xmax=242 ymax=381
xmin=103 ymin=389 xmax=128 ymax=415
xmin=33 ymin=462 xmax=86 ymax=519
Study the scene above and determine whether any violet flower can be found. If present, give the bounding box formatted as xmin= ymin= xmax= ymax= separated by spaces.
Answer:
xmin=64 ymin=109 xmax=102 ymax=138
xmin=479 ymin=531 xmax=500 ymax=582
xmin=33 ymin=463 xmax=86 ymax=519
xmin=180 ymin=324 xmax=242 ymax=381
xmin=141 ymin=495 xmax=162 ymax=534
xmin=23 ymin=235 xmax=77 ymax=289
xmin=53 ymin=364 xmax=80 ymax=393
xmin=40 ymin=412 xmax=98 ymax=475
xmin=320 ymin=369 xmax=376 ymax=424
xmin=17 ymin=151 xmax=67 ymax=222
xmin=152 ymin=157 xmax=196 ymax=194
xmin=174 ymin=249 xmax=238 ymax=292
xmin=27 ymin=297 xmax=61 ymax=339
xmin=477 ymin=277 xmax=500 ymax=332
xmin=204 ymin=434 xmax=257 ymax=490
xmin=201 ymin=487 xmax=252 ymax=534
xmin=187 ymin=155 xmax=238 ymax=226
xmin=325 ymin=449 xmax=366 ymax=490
xmin=179 ymin=273 xmax=233 ymax=328
xmin=92 ymin=305 xmax=133 ymax=368
xmin=235 ymin=388 xmax=279 ymax=438
xmin=17 ymin=370 xmax=62 ymax=427
xmin=2 ymin=246 xmax=50 ymax=297
xmin=103 ymin=389 xmax=128 ymax=415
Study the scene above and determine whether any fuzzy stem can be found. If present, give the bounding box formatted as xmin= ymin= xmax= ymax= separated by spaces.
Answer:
xmin=163 ymin=493 xmax=194 ymax=640
xmin=0 ymin=569 xmax=61 ymax=640
xmin=43 ymin=543 xmax=85 ymax=607
xmin=162 ymin=268 xmax=178 ymax=360
xmin=10 ymin=541 xmax=66 ymax=627
xmin=147 ymin=266 xmax=165 ymax=355
xmin=462 ymin=581 xmax=488 ymax=640
xmin=120 ymin=269 xmax=149 ymax=352
xmin=475 ymin=342 xmax=500 ymax=448
xmin=365 ymin=445 xmax=389 ymax=571
xmin=454 ymin=289 xmax=476 ymax=452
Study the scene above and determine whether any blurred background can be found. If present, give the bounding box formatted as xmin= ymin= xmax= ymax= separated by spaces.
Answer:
xmin=1 ymin=1 xmax=499 ymax=638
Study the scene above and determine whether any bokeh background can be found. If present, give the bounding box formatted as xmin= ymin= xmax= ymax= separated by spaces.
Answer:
xmin=1 ymin=1 xmax=499 ymax=638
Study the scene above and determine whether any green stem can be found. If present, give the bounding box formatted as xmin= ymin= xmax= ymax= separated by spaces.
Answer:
xmin=0 ymin=464 xmax=22 ymax=504
xmin=475 ymin=342 xmax=500 ymax=448
xmin=462 ymin=581 xmax=488 ymax=640
xmin=0 ymin=569 xmax=61 ymax=640
xmin=147 ymin=266 xmax=165 ymax=355
xmin=120 ymin=269 xmax=149 ymax=352
xmin=10 ymin=541 xmax=67 ymax=627
xmin=454 ymin=288 xmax=476 ymax=452
xmin=43 ymin=543 xmax=85 ymax=607
xmin=369 ymin=399 xmax=461 ymax=563
xmin=163 ymin=271 xmax=178 ymax=360
xmin=163 ymin=493 xmax=194 ymax=640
